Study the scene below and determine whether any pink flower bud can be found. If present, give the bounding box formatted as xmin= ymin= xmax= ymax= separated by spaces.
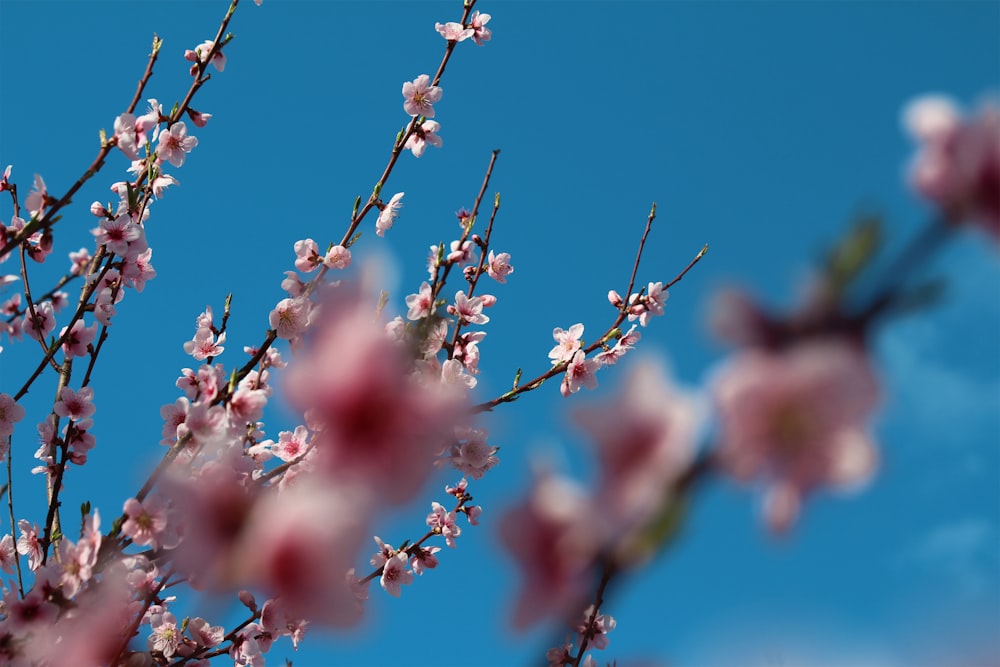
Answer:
xmin=187 ymin=109 xmax=213 ymax=128
xmin=608 ymin=290 xmax=623 ymax=307
xmin=480 ymin=294 xmax=497 ymax=308
xmin=90 ymin=201 xmax=107 ymax=217
xmin=238 ymin=590 xmax=257 ymax=611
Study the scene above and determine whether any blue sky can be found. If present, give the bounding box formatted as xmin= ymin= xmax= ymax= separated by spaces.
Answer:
xmin=1 ymin=1 xmax=998 ymax=666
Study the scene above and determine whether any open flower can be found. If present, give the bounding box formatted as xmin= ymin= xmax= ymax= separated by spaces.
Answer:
xmin=402 ymin=75 xmax=443 ymax=118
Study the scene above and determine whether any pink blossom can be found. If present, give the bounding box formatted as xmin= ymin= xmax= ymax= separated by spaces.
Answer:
xmin=294 ymin=238 xmax=322 ymax=272
xmin=380 ymin=552 xmax=414 ymax=597
xmin=0 ymin=164 xmax=10 ymax=192
xmin=324 ymin=244 xmax=352 ymax=270
xmin=157 ymin=121 xmax=198 ymax=167
xmin=22 ymin=301 xmax=55 ymax=342
xmin=575 ymin=360 xmax=697 ymax=534
xmin=426 ymin=501 xmax=462 ymax=547
xmin=406 ymin=281 xmax=434 ymax=320
xmin=470 ymin=11 xmax=492 ymax=45
xmin=713 ymin=339 xmax=880 ymax=533
xmin=114 ymin=112 xmax=142 ymax=159
xmin=438 ymin=428 xmax=499 ymax=480
xmin=54 ymin=386 xmax=96 ymax=421
xmin=549 ymin=323 xmax=584 ymax=364
xmin=404 ymin=119 xmax=443 ymax=157
xmin=627 ymin=281 xmax=669 ymax=326
xmin=0 ymin=534 xmax=14 ymax=573
xmin=273 ymin=425 xmax=311 ymax=462
xmin=904 ymin=95 xmax=1000 ymax=240
xmin=230 ymin=479 xmax=370 ymax=626
xmin=448 ymin=290 xmax=489 ymax=325
xmin=499 ymin=472 xmax=598 ymax=629
xmin=121 ymin=246 xmax=156 ymax=291
xmin=447 ymin=239 xmax=474 ymax=265
xmin=148 ymin=610 xmax=181 ymax=659
xmin=24 ymin=174 xmax=48 ymax=215
xmin=94 ymin=214 xmax=140 ymax=256
xmin=0 ymin=393 xmax=26 ymax=439
xmin=487 ymin=250 xmax=514 ymax=283
xmin=595 ymin=324 xmax=641 ymax=366
xmin=377 ymin=191 xmax=404 ymax=237
xmin=402 ymin=74 xmax=443 ymax=118
xmin=576 ymin=605 xmax=617 ymax=650
xmin=151 ymin=172 xmax=179 ymax=198
xmin=269 ymin=296 xmax=311 ymax=340
xmin=410 ymin=545 xmax=441 ymax=575
xmin=284 ymin=284 xmax=462 ymax=504
xmin=185 ymin=40 xmax=226 ymax=73
xmin=435 ymin=21 xmax=473 ymax=42
xmin=561 ymin=349 xmax=600 ymax=396
xmin=69 ymin=247 xmax=92 ymax=275
xmin=441 ymin=357 xmax=477 ymax=390
xmin=183 ymin=327 xmax=226 ymax=360
xmin=122 ymin=495 xmax=179 ymax=550
xmin=187 ymin=108 xmax=213 ymax=127
xmin=16 ymin=520 xmax=43 ymax=571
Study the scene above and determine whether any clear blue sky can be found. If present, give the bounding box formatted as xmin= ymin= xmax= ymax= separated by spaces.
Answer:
xmin=1 ymin=1 xmax=998 ymax=666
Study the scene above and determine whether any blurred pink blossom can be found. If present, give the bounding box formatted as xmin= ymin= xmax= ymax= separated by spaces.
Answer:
xmin=713 ymin=339 xmax=880 ymax=533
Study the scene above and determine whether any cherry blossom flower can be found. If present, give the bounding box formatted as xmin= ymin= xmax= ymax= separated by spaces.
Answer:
xmin=449 ymin=290 xmax=489 ymax=325
xmin=184 ymin=40 xmax=226 ymax=73
xmin=22 ymin=301 xmax=55 ymax=342
xmin=402 ymin=74 xmax=443 ymax=118
xmin=187 ymin=108 xmax=213 ymax=127
xmin=410 ymin=545 xmax=441 ymax=575
xmin=438 ymin=427 xmax=499 ymax=480
xmin=157 ymin=122 xmax=198 ymax=168
xmin=0 ymin=534 xmax=15 ymax=573
xmin=903 ymin=95 xmax=1000 ymax=241
xmin=148 ymin=610 xmax=181 ymax=659
xmin=713 ymin=339 xmax=880 ymax=533
xmin=435 ymin=21 xmax=473 ymax=42
xmin=447 ymin=239 xmax=473 ymax=265
xmin=576 ymin=605 xmax=617 ymax=650
xmin=54 ymin=386 xmax=96 ymax=421
xmin=16 ymin=520 xmax=43 ymax=571
xmin=183 ymin=327 xmax=226 ymax=360
xmin=24 ymin=174 xmax=48 ymax=216
xmin=272 ymin=425 xmax=311 ymax=462
xmin=595 ymin=324 xmax=640 ymax=366
xmin=269 ymin=296 xmax=311 ymax=340
xmin=549 ymin=323 xmax=584 ymax=364
xmin=95 ymin=214 xmax=140 ymax=256
xmin=561 ymin=349 xmax=600 ymax=396
xmin=380 ymin=552 xmax=414 ymax=597
xmin=377 ymin=192 xmax=404 ymax=237
xmin=627 ymin=281 xmax=669 ymax=326
xmin=122 ymin=495 xmax=180 ymax=550
xmin=114 ymin=112 xmax=142 ymax=159
xmin=427 ymin=501 xmax=462 ymax=547
xmin=69 ymin=247 xmax=92 ymax=275
xmin=0 ymin=393 xmax=25 ymax=439
xmin=470 ymin=10 xmax=492 ymax=45
xmin=487 ymin=250 xmax=514 ymax=283
xmin=406 ymin=281 xmax=434 ymax=320
xmin=121 ymin=247 xmax=157 ymax=291
xmin=324 ymin=244 xmax=352 ymax=270
xmin=404 ymin=119 xmax=443 ymax=157
xmin=0 ymin=164 xmax=11 ymax=192
xmin=294 ymin=238 xmax=322 ymax=272
xmin=441 ymin=357 xmax=477 ymax=390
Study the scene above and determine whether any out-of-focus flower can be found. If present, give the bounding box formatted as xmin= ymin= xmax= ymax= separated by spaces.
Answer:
xmin=499 ymin=472 xmax=598 ymax=629
xmin=713 ymin=339 xmax=880 ymax=533
xmin=904 ymin=95 xmax=1000 ymax=242
xmin=377 ymin=192 xmax=404 ymax=237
